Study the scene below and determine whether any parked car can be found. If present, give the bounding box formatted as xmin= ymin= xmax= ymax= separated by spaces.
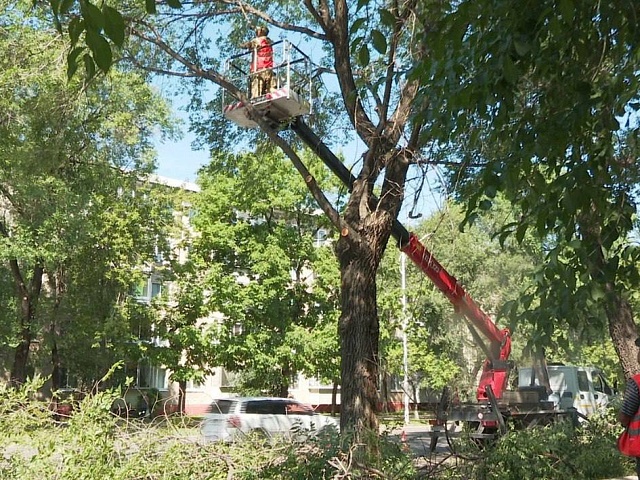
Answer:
xmin=201 ymin=397 xmax=339 ymax=442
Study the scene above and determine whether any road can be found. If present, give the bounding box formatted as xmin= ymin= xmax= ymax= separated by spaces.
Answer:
xmin=388 ymin=423 xmax=452 ymax=457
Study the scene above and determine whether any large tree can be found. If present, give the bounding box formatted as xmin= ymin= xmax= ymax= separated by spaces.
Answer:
xmin=0 ymin=1 xmax=176 ymax=387
xmin=184 ymin=149 xmax=340 ymax=398
xmin=417 ymin=0 xmax=640 ymax=377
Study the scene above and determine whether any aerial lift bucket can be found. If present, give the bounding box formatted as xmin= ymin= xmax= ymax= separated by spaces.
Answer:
xmin=222 ymin=40 xmax=314 ymax=128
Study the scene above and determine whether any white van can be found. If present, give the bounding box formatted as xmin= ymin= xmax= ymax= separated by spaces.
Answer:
xmin=518 ymin=365 xmax=614 ymax=417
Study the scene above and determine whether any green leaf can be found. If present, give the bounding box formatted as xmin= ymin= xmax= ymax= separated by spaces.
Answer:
xmin=379 ymin=8 xmax=395 ymax=27
xmin=358 ymin=45 xmax=370 ymax=66
xmin=52 ymin=12 xmax=63 ymax=34
xmin=479 ymin=199 xmax=492 ymax=210
xmin=80 ymin=0 xmax=104 ymax=31
xmin=515 ymin=223 xmax=527 ymax=244
xmin=103 ymin=6 xmax=125 ymax=47
xmin=67 ymin=47 xmax=84 ymax=79
xmin=145 ymin=0 xmax=157 ymax=15
xmin=356 ymin=0 xmax=368 ymax=12
xmin=350 ymin=18 xmax=366 ymax=35
xmin=350 ymin=35 xmax=364 ymax=54
xmin=513 ymin=39 xmax=530 ymax=57
xmin=69 ymin=17 xmax=85 ymax=46
xmin=86 ymin=29 xmax=112 ymax=72
xmin=166 ymin=0 xmax=182 ymax=8
xmin=83 ymin=52 xmax=96 ymax=79
xmin=558 ymin=0 xmax=574 ymax=21
xmin=502 ymin=55 xmax=518 ymax=84
xmin=371 ymin=29 xmax=387 ymax=55
xmin=484 ymin=184 xmax=497 ymax=198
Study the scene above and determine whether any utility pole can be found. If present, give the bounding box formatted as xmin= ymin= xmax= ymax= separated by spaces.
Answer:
xmin=400 ymin=252 xmax=410 ymax=425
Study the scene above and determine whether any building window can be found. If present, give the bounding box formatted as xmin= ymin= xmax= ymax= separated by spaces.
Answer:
xmin=186 ymin=378 xmax=205 ymax=391
xmin=133 ymin=279 xmax=149 ymax=299
xmin=132 ymin=360 xmax=167 ymax=389
xmin=151 ymin=282 xmax=162 ymax=298
xmin=134 ymin=278 xmax=163 ymax=302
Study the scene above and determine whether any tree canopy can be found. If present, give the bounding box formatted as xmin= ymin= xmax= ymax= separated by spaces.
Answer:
xmin=417 ymin=0 xmax=640 ymax=376
xmin=182 ymin=148 xmax=341 ymax=397
xmin=0 ymin=1 xmax=177 ymax=388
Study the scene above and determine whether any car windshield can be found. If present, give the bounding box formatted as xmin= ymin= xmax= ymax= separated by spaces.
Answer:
xmin=210 ymin=399 xmax=235 ymax=414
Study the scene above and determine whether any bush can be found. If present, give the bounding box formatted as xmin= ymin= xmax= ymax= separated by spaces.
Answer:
xmin=429 ymin=409 xmax=633 ymax=480
xmin=0 ymin=380 xmax=632 ymax=479
xmin=0 ymin=379 xmax=416 ymax=479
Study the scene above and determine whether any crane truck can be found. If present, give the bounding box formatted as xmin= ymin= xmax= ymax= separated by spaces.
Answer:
xmin=221 ymin=41 xmax=615 ymax=441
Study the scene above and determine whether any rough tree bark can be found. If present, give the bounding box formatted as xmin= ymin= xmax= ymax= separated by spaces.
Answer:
xmin=580 ymin=207 xmax=640 ymax=378
xmin=336 ymin=236 xmax=381 ymax=433
xmin=608 ymin=296 xmax=639 ymax=379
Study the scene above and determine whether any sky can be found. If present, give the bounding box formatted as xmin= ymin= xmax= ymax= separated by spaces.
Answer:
xmin=152 ymin=73 xmax=210 ymax=183
xmin=154 ymin=129 xmax=209 ymax=183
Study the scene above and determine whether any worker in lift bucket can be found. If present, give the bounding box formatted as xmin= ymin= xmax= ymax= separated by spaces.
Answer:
xmin=240 ymin=25 xmax=275 ymax=98
xmin=618 ymin=337 xmax=640 ymax=477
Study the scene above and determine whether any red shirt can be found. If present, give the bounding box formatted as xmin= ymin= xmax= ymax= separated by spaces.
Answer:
xmin=252 ymin=36 xmax=273 ymax=72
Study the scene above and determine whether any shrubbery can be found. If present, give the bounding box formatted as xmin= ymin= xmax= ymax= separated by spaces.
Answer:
xmin=426 ymin=409 xmax=634 ymax=480
xmin=0 ymin=379 xmax=415 ymax=479
xmin=0 ymin=380 xmax=634 ymax=479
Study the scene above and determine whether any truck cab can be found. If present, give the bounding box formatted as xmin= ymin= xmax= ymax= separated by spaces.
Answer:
xmin=518 ymin=364 xmax=614 ymax=417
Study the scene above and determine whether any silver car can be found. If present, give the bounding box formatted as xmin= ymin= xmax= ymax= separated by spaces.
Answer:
xmin=201 ymin=397 xmax=339 ymax=442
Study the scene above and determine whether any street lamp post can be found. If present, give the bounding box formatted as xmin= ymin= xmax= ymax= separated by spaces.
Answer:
xmin=400 ymin=251 xmax=410 ymax=425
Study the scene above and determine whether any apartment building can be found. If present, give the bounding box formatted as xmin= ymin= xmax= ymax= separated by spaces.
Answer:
xmin=133 ymin=175 xmax=342 ymax=415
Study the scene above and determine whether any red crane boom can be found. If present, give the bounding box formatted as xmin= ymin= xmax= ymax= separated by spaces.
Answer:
xmin=400 ymin=233 xmax=511 ymax=401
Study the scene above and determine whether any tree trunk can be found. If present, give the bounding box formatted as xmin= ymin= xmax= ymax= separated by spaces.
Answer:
xmin=10 ymin=328 xmax=31 ymax=387
xmin=278 ymin=365 xmax=290 ymax=398
xmin=380 ymin=369 xmax=389 ymax=413
xmin=178 ymin=379 xmax=187 ymax=414
xmin=579 ymin=212 xmax=640 ymax=378
xmin=52 ymin=339 xmax=61 ymax=392
xmin=607 ymin=292 xmax=639 ymax=379
xmin=336 ymin=240 xmax=380 ymax=437
xmin=8 ymin=261 xmax=43 ymax=387
xmin=10 ymin=294 xmax=36 ymax=387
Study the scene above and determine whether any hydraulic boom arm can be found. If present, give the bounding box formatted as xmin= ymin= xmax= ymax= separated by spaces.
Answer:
xmin=291 ymin=118 xmax=512 ymax=401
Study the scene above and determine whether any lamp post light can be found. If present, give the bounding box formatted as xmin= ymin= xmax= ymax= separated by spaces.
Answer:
xmin=400 ymin=251 xmax=410 ymax=426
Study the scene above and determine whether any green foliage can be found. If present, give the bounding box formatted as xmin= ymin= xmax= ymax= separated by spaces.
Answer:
xmin=41 ymin=0 xmax=176 ymax=80
xmin=417 ymin=0 xmax=640 ymax=352
xmin=0 ymin=379 xmax=416 ymax=479
xmin=0 ymin=5 xmax=177 ymax=388
xmin=478 ymin=414 xmax=628 ymax=479
xmin=429 ymin=411 xmax=631 ymax=479
xmin=0 ymin=379 xmax=634 ymax=479
xmin=164 ymin=148 xmax=341 ymax=396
